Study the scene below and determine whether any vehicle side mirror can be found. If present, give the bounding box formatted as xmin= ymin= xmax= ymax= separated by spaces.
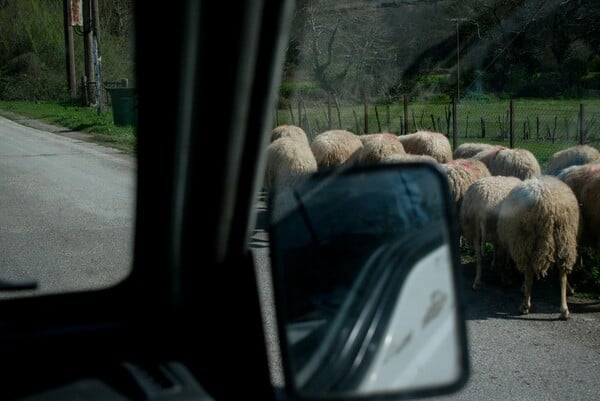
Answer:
xmin=268 ymin=162 xmax=469 ymax=400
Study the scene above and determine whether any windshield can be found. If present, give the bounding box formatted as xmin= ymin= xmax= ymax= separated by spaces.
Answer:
xmin=1 ymin=0 xmax=599 ymax=400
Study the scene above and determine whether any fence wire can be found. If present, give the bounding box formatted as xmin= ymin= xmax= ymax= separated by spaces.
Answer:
xmin=275 ymin=94 xmax=600 ymax=167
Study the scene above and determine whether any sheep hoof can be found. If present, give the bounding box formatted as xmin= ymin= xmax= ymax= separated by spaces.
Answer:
xmin=560 ymin=309 xmax=570 ymax=320
xmin=567 ymin=285 xmax=575 ymax=296
xmin=472 ymin=282 xmax=480 ymax=291
xmin=519 ymin=304 xmax=530 ymax=315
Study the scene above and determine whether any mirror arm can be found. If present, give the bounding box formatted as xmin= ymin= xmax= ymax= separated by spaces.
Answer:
xmin=293 ymin=189 xmax=321 ymax=246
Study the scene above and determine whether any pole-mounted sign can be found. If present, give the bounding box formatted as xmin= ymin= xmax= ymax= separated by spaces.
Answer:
xmin=70 ymin=0 xmax=83 ymax=26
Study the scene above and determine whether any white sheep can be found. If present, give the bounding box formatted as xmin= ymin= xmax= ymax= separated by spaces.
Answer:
xmin=271 ymin=124 xmax=309 ymax=145
xmin=310 ymin=129 xmax=363 ymax=170
xmin=354 ymin=133 xmax=406 ymax=165
xmin=557 ymin=163 xmax=600 ymax=247
xmin=263 ymin=136 xmax=317 ymax=192
xmin=460 ymin=175 xmax=522 ymax=290
xmin=397 ymin=130 xmax=453 ymax=163
xmin=440 ymin=158 xmax=491 ymax=210
xmin=579 ymin=169 xmax=600 ymax=248
xmin=453 ymin=142 xmax=497 ymax=160
xmin=545 ymin=144 xmax=600 ymax=176
xmin=358 ymin=133 xmax=383 ymax=144
xmin=497 ymin=175 xmax=580 ymax=320
xmin=557 ymin=163 xmax=600 ymax=200
xmin=382 ymin=153 xmax=438 ymax=164
xmin=474 ymin=146 xmax=541 ymax=180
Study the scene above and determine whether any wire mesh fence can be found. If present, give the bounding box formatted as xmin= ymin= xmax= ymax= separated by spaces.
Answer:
xmin=274 ymin=94 xmax=600 ymax=168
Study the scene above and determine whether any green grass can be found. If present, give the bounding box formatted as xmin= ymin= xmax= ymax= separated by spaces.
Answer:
xmin=0 ymin=100 xmax=136 ymax=154
xmin=460 ymin=231 xmax=600 ymax=299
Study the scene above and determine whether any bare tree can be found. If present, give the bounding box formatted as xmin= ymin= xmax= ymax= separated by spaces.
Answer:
xmin=290 ymin=1 xmax=396 ymax=104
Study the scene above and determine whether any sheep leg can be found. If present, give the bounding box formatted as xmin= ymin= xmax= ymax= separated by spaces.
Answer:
xmin=559 ymin=271 xmax=570 ymax=320
xmin=496 ymin=247 xmax=514 ymax=287
xmin=473 ymin=239 xmax=483 ymax=291
xmin=566 ymin=279 xmax=575 ymax=296
xmin=520 ymin=270 xmax=533 ymax=315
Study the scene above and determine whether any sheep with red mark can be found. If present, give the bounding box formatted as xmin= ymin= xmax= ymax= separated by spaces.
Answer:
xmin=440 ymin=158 xmax=491 ymax=210
xmin=397 ymin=130 xmax=453 ymax=163
xmin=497 ymin=175 xmax=580 ymax=320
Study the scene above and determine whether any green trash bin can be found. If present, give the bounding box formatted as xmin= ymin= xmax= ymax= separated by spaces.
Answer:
xmin=106 ymin=87 xmax=136 ymax=126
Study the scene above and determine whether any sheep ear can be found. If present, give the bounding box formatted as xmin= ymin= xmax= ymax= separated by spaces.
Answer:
xmin=267 ymin=162 xmax=470 ymax=400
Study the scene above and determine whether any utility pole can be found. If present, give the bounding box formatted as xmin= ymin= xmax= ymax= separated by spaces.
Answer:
xmin=62 ymin=0 xmax=77 ymax=98
xmin=449 ymin=18 xmax=467 ymax=101
xmin=91 ymin=0 xmax=104 ymax=114
xmin=83 ymin=0 xmax=95 ymax=106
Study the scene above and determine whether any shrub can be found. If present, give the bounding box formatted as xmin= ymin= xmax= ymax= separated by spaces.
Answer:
xmin=0 ymin=72 xmax=68 ymax=101
xmin=582 ymin=72 xmax=600 ymax=89
xmin=570 ymin=247 xmax=600 ymax=297
xmin=462 ymin=91 xmax=493 ymax=102
xmin=279 ymin=81 xmax=326 ymax=101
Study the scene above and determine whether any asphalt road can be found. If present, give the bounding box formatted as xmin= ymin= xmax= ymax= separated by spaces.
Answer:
xmin=0 ymin=115 xmax=135 ymax=298
xmin=250 ymin=192 xmax=600 ymax=401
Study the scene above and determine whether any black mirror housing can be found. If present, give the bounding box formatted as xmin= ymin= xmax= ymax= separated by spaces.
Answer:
xmin=268 ymin=162 xmax=470 ymax=401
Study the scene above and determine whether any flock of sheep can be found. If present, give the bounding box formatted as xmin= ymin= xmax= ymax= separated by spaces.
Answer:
xmin=264 ymin=124 xmax=600 ymax=320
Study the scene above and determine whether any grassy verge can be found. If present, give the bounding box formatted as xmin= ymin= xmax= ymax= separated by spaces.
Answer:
xmin=459 ymin=237 xmax=600 ymax=300
xmin=0 ymin=100 xmax=136 ymax=154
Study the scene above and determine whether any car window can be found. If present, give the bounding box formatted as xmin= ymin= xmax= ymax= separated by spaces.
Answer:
xmin=0 ymin=0 xmax=136 ymax=298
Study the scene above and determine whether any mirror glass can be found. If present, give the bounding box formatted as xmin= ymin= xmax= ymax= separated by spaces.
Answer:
xmin=268 ymin=163 xmax=468 ymax=399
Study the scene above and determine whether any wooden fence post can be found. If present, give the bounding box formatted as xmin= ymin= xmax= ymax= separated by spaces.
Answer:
xmin=301 ymin=99 xmax=311 ymax=134
xmin=403 ymin=94 xmax=408 ymax=135
xmin=288 ymin=102 xmax=295 ymax=125
xmin=334 ymin=94 xmax=342 ymax=129
xmin=363 ymin=91 xmax=369 ymax=134
xmin=327 ymin=92 xmax=332 ymax=130
xmin=509 ymin=100 xmax=514 ymax=149
xmin=375 ymin=106 xmax=382 ymax=132
xmin=386 ymin=105 xmax=391 ymax=132
xmin=452 ymin=96 xmax=457 ymax=151
xmin=579 ymin=103 xmax=585 ymax=144
xmin=298 ymin=99 xmax=302 ymax=130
